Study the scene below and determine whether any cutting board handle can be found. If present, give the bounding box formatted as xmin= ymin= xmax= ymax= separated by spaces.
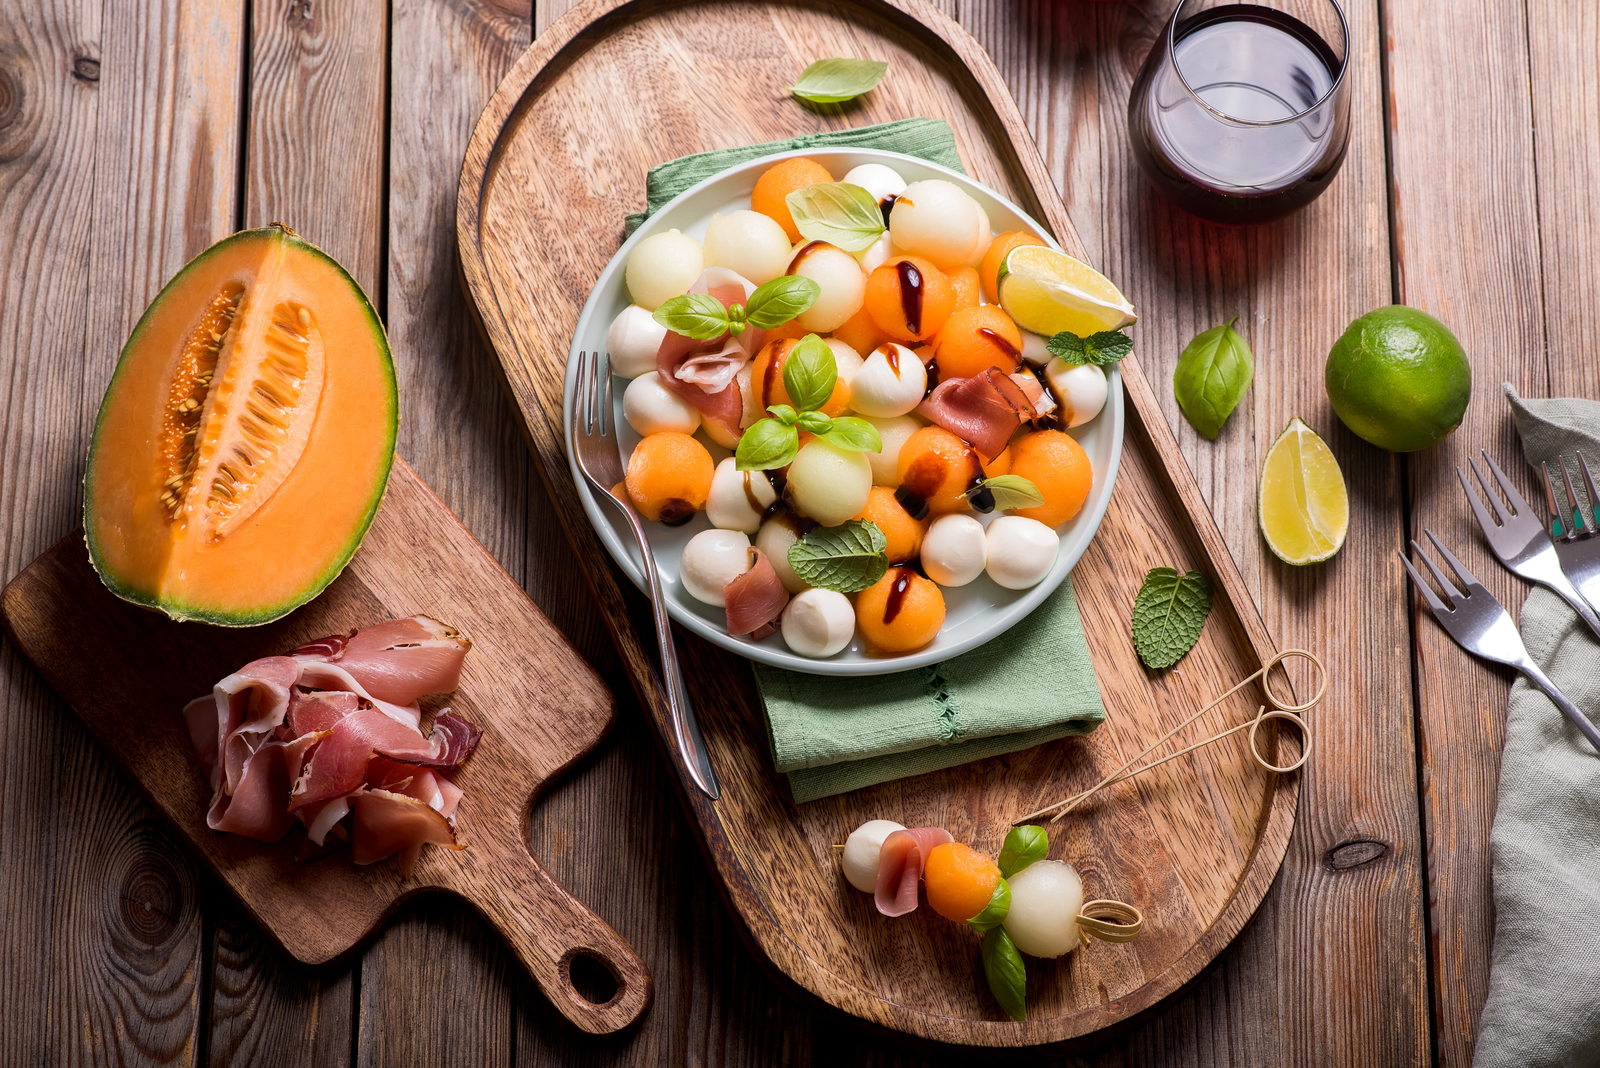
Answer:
xmin=442 ymin=806 xmax=653 ymax=1033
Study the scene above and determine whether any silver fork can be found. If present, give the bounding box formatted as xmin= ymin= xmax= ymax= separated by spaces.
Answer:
xmin=1401 ymin=530 xmax=1600 ymax=754
xmin=1540 ymin=452 xmax=1600 ymax=618
xmin=570 ymin=350 xmax=720 ymax=799
xmin=1456 ymin=450 xmax=1600 ymax=639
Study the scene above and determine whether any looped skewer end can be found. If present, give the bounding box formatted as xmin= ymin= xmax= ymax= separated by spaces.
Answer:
xmin=1076 ymin=899 xmax=1143 ymax=943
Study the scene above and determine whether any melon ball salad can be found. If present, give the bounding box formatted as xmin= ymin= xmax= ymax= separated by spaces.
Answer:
xmin=841 ymin=820 xmax=1142 ymax=1021
xmin=604 ymin=155 xmax=1138 ymax=657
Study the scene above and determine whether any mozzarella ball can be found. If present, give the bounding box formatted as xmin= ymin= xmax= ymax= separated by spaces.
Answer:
xmin=781 ymin=588 xmax=857 ymax=658
xmin=679 ymin=529 xmax=751 ymax=606
xmin=1019 ymin=330 xmax=1052 ymax=367
xmin=841 ymin=818 xmax=906 ymax=892
xmin=625 ymin=230 xmax=703 ymax=310
xmin=841 ymin=163 xmax=906 ymax=208
xmin=855 ymin=231 xmax=895 ymax=274
xmin=703 ymin=210 xmax=791 ymax=285
xmin=789 ymin=243 xmax=867 ymax=332
xmin=889 ymin=180 xmax=987 ymax=270
xmin=623 ymin=372 xmax=701 ymax=436
xmin=788 ymin=439 xmax=873 ymax=526
xmin=862 ymin=414 xmax=924 ymax=486
xmin=707 ymin=458 xmax=777 ymax=533
xmin=921 ymin=514 xmax=987 ymax=587
xmin=1001 ymin=860 xmax=1085 ymax=958
xmin=849 ymin=344 xmax=927 ymax=417
xmin=985 ymin=516 xmax=1059 ymax=589
xmin=1044 ymin=358 xmax=1109 ymax=428
xmin=607 ymin=305 xmax=670 ymax=378
xmin=756 ymin=518 xmax=809 ymax=593
xmin=825 ymin=338 xmax=865 ymax=385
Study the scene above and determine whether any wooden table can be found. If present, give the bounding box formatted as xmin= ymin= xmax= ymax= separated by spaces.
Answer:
xmin=1 ymin=0 xmax=1586 ymax=1063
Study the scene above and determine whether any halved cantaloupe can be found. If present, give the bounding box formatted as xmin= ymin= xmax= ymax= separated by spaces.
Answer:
xmin=85 ymin=225 xmax=396 ymax=625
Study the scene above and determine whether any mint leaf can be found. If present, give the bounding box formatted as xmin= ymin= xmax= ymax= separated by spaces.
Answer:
xmin=1046 ymin=331 xmax=1085 ymax=364
xmin=1173 ymin=316 xmax=1253 ymax=440
xmin=818 ymin=415 xmax=882 ymax=454
xmin=1130 ymin=567 xmax=1212 ymax=670
xmin=997 ymin=825 xmax=1048 ymax=879
xmin=785 ymin=182 xmax=886 ymax=252
xmin=652 ymin=293 xmax=730 ymax=340
xmin=735 ymin=418 xmax=799 ymax=471
xmin=783 ymin=333 xmax=837 ymax=413
xmin=965 ymin=474 xmax=1044 ymax=512
xmin=785 ymin=58 xmax=888 ymax=105
xmin=787 ymin=519 xmax=888 ymax=593
xmin=967 ymin=878 xmax=1011 ymax=934
xmin=1047 ymin=329 xmax=1132 ymax=367
xmin=745 ymin=275 xmax=820 ymax=329
xmin=981 ymin=927 xmax=1027 ymax=1022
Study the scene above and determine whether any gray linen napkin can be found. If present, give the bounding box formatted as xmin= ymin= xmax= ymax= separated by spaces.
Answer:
xmin=1471 ymin=384 xmax=1600 ymax=1067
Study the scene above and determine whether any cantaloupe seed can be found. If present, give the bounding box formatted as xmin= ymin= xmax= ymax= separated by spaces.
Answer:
xmin=159 ymin=283 xmax=243 ymax=518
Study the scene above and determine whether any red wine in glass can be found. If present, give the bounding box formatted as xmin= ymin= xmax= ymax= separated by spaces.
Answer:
xmin=1128 ymin=1 xmax=1351 ymax=226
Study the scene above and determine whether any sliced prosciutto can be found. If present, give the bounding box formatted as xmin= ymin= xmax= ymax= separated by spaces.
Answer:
xmin=723 ymin=548 xmax=789 ymax=637
xmin=655 ymin=267 xmax=767 ymax=444
xmin=918 ymin=370 xmax=1036 ymax=460
xmin=289 ymin=708 xmax=480 ymax=810
xmin=291 ymin=615 xmax=470 ymax=706
xmin=874 ymin=826 xmax=955 ymax=917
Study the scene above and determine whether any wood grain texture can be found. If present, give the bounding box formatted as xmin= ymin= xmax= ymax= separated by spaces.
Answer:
xmin=1384 ymin=2 xmax=1547 ymax=1064
xmin=459 ymin=0 xmax=1295 ymax=1048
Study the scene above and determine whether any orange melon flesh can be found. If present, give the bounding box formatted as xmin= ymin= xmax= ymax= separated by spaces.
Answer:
xmin=85 ymin=225 xmax=396 ymax=625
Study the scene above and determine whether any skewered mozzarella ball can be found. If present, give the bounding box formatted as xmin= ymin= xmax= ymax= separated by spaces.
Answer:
xmin=679 ymin=529 xmax=752 ymax=606
xmin=1043 ymin=359 xmax=1109 ymax=428
xmin=921 ymin=514 xmax=988 ymax=587
xmin=849 ymin=344 xmax=926 ymax=417
xmin=841 ymin=163 xmax=906 ymax=210
xmin=1001 ymin=860 xmax=1085 ymax=958
xmin=787 ymin=438 xmax=872 ymax=527
xmin=625 ymin=229 xmax=703 ymax=310
xmin=841 ymin=818 xmax=906 ymax=892
xmin=889 ymin=180 xmax=988 ymax=270
xmin=706 ymin=457 xmax=777 ymax=533
xmin=781 ymin=588 xmax=857 ymax=658
xmin=861 ymin=413 xmax=924 ymax=486
xmin=755 ymin=517 xmax=809 ymax=593
xmin=985 ymin=516 xmax=1059 ymax=590
xmin=607 ymin=305 xmax=669 ymax=378
xmin=703 ymin=210 xmax=791 ymax=285
xmin=787 ymin=242 xmax=867 ymax=332
xmin=623 ymin=372 xmax=701 ymax=436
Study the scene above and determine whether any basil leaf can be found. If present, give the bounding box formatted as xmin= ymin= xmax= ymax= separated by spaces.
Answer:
xmin=735 ymin=418 xmax=799 ymax=471
xmin=767 ymin=404 xmax=799 ymax=425
xmin=785 ymin=182 xmax=887 ymax=252
xmin=998 ymin=826 xmax=1048 ymax=879
xmin=785 ymin=57 xmax=888 ymax=105
xmin=783 ymin=333 xmax=837 ymax=412
xmin=967 ymin=474 xmax=1044 ymax=511
xmin=787 ymin=519 xmax=889 ymax=593
xmin=745 ymin=276 xmax=821 ymax=329
xmin=818 ymin=416 xmax=882 ymax=454
xmin=1173 ymin=316 xmax=1253 ymax=440
xmin=1047 ymin=329 xmax=1133 ymax=367
xmin=967 ymin=877 xmax=1011 ymax=933
xmin=796 ymin=410 xmax=833 ymax=434
xmin=1130 ymin=566 xmax=1213 ymax=670
xmin=981 ymin=927 xmax=1027 ymax=1022
xmin=652 ymin=293 xmax=730 ymax=340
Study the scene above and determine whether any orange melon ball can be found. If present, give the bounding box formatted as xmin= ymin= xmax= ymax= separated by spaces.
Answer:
xmin=1007 ymin=429 xmax=1093 ymax=527
xmin=833 ymin=306 xmax=890 ymax=356
xmin=762 ymin=318 xmax=812 ymax=343
xmin=946 ymin=266 xmax=981 ymax=311
xmin=924 ymin=842 xmax=1001 ymax=923
xmin=934 ymin=305 xmax=1024 ymax=379
xmin=854 ymin=485 xmax=928 ymax=564
xmin=856 ymin=567 xmax=946 ymax=653
xmin=980 ymin=230 xmax=1048 ymax=302
xmin=865 ymin=256 xmax=955 ymax=343
xmin=984 ymin=446 xmax=1011 ymax=478
xmin=895 ymin=426 xmax=983 ymax=517
xmin=751 ymin=157 xmax=835 ymax=243
xmin=624 ymin=431 xmax=713 ymax=525
xmin=750 ymin=338 xmax=850 ymax=417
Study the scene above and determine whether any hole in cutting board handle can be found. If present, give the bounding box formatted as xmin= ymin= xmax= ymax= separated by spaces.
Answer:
xmin=563 ymin=947 xmax=622 ymax=1006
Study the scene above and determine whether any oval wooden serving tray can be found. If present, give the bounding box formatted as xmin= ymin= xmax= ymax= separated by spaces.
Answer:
xmin=458 ymin=0 xmax=1298 ymax=1050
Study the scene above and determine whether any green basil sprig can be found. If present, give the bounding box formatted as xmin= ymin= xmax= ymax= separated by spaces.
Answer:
xmin=652 ymin=275 xmax=821 ymax=340
xmin=967 ymin=878 xmax=1012 ymax=934
xmin=1173 ymin=315 xmax=1254 ymax=440
xmin=1047 ymin=328 xmax=1133 ymax=368
xmin=981 ymin=927 xmax=1027 ymax=1021
xmin=997 ymin=825 xmax=1048 ymax=879
xmin=733 ymin=334 xmax=882 ymax=471
xmin=786 ymin=57 xmax=888 ymax=104
xmin=786 ymin=182 xmax=886 ymax=252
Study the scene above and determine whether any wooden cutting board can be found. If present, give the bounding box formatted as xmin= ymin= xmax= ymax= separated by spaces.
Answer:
xmin=457 ymin=0 xmax=1299 ymax=1051
xmin=0 ymin=458 xmax=652 ymax=1035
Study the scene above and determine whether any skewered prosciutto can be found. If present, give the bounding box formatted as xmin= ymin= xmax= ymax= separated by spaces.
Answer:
xmin=183 ymin=615 xmax=481 ymax=876
xmin=874 ymin=826 xmax=955 ymax=917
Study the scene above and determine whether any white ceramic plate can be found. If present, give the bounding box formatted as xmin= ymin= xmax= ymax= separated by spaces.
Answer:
xmin=565 ymin=148 xmax=1124 ymax=676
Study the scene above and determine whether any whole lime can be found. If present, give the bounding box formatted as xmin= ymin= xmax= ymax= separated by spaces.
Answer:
xmin=1324 ymin=306 xmax=1470 ymax=452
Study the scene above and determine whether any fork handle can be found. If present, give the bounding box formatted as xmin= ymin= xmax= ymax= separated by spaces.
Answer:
xmin=1518 ymin=660 xmax=1600 ymax=755
xmin=1538 ymin=566 xmax=1600 ymax=642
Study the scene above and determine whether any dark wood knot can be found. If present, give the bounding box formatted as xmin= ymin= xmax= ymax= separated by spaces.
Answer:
xmin=0 ymin=68 xmax=15 ymax=129
xmin=71 ymin=56 xmax=99 ymax=83
xmin=289 ymin=0 xmax=314 ymax=25
xmin=1325 ymin=838 xmax=1389 ymax=871
xmin=115 ymin=825 xmax=189 ymax=947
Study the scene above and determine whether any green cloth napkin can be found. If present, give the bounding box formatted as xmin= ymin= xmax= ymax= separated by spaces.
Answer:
xmin=1470 ymin=384 xmax=1600 ymax=1067
xmin=627 ymin=118 xmax=1105 ymax=803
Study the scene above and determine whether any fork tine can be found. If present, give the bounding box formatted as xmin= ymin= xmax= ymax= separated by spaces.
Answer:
xmin=1480 ymin=450 xmax=1532 ymax=514
xmin=1424 ymin=528 xmax=1482 ymax=592
xmin=575 ymin=350 xmax=591 ymax=433
xmin=1580 ymin=452 xmax=1600 ymax=530
xmin=1540 ymin=461 xmax=1568 ymax=537
xmin=1410 ymin=537 xmax=1463 ymax=601
xmin=600 ymin=351 xmax=613 ymax=436
xmin=1398 ymin=551 xmax=1451 ymax=614
xmin=1560 ymin=456 xmax=1595 ymax=535
xmin=1460 ymin=461 xmax=1507 ymax=528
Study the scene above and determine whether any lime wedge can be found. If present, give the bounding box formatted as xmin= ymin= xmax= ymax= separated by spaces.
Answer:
xmin=1258 ymin=417 xmax=1349 ymax=565
xmin=996 ymin=245 xmax=1136 ymax=337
